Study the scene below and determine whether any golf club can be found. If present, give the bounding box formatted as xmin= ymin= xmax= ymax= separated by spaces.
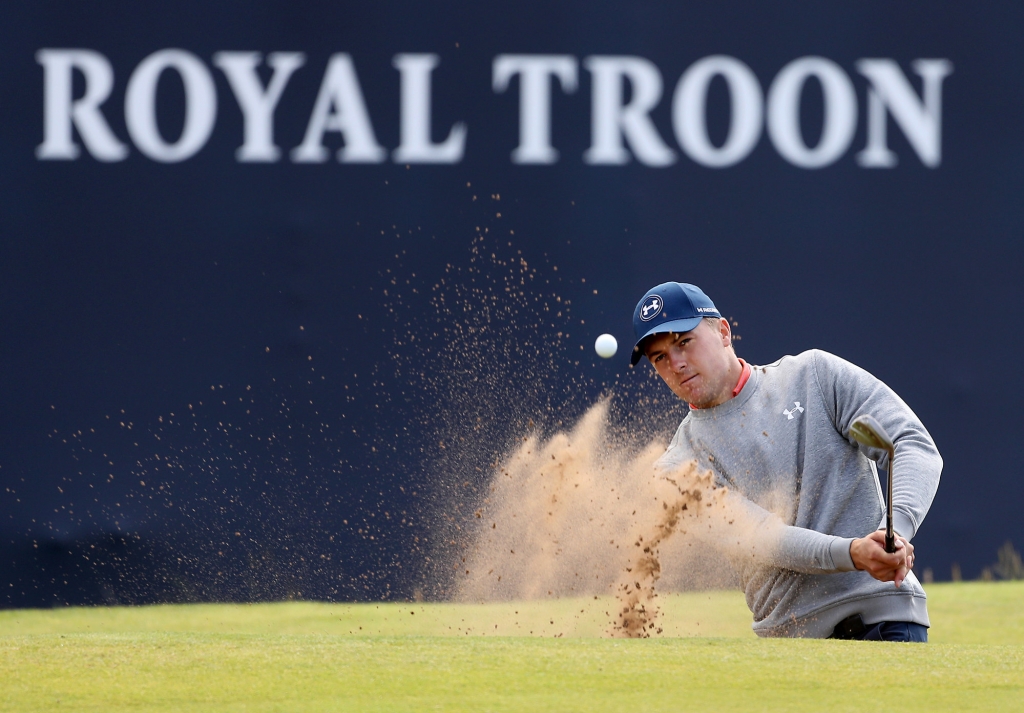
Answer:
xmin=849 ymin=414 xmax=896 ymax=554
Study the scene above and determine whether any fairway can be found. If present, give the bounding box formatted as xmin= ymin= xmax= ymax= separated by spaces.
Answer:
xmin=2 ymin=582 xmax=1023 ymax=712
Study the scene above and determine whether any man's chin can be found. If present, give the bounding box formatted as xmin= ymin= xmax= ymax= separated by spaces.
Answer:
xmin=673 ymin=377 xmax=701 ymax=402
xmin=681 ymin=384 xmax=726 ymax=408
xmin=677 ymin=388 xmax=707 ymax=406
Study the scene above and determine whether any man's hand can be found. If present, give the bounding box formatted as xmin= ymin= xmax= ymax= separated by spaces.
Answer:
xmin=850 ymin=530 xmax=915 ymax=587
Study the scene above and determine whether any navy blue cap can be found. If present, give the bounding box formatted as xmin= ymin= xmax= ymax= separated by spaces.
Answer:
xmin=630 ymin=282 xmax=721 ymax=365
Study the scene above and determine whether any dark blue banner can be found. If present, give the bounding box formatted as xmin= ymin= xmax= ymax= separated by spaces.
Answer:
xmin=2 ymin=1 xmax=1022 ymax=606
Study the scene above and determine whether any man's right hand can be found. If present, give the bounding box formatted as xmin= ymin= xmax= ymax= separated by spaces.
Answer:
xmin=850 ymin=530 xmax=914 ymax=587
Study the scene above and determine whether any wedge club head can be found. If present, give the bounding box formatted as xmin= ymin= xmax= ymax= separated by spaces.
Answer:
xmin=850 ymin=414 xmax=896 ymax=554
xmin=849 ymin=414 xmax=893 ymax=453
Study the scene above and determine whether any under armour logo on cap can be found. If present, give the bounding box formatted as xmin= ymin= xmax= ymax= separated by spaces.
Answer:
xmin=639 ymin=295 xmax=663 ymax=321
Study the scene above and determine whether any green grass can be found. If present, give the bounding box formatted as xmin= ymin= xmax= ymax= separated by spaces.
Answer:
xmin=2 ymin=582 xmax=1022 ymax=712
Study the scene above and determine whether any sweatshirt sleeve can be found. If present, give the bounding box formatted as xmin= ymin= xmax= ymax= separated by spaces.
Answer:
xmin=810 ymin=350 xmax=942 ymax=541
xmin=658 ymin=417 xmax=858 ymax=575
xmin=704 ymin=486 xmax=859 ymax=574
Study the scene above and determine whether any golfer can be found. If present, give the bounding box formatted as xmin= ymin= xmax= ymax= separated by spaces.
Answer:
xmin=631 ymin=282 xmax=941 ymax=641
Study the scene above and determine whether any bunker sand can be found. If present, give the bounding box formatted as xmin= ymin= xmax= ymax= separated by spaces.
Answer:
xmin=455 ymin=400 xmax=785 ymax=637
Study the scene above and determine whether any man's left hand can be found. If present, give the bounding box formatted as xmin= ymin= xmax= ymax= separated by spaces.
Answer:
xmin=850 ymin=530 xmax=915 ymax=587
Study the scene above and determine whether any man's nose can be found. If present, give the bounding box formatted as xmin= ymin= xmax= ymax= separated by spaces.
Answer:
xmin=669 ymin=348 xmax=687 ymax=371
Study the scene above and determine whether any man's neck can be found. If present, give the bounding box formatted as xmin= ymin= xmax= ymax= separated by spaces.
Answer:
xmin=691 ymin=357 xmax=748 ymax=409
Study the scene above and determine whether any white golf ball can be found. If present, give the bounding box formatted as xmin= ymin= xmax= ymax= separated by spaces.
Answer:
xmin=594 ymin=334 xmax=618 ymax=359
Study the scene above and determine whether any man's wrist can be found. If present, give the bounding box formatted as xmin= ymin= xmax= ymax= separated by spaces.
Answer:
xmin=831 ymin=537 xmax=857 ymax=571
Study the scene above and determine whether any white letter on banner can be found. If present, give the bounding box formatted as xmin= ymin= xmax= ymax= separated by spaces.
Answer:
xmin=291 ymin=54 xmax=385 ymax=163
xmin=856 ymin=59 xmax=953 ymax=168
xmin=767 ymin=57 xmax=857 ymax=169
xmin=36 ymin=49 xmax=128 ymax=161
xmin=672 ymin=56 xmax=762 ymax=168
xmin=492 ymin=55 xmax=577 ymax=164
xmin=392 ymin=54 xmax=466 ymax=163
xmin=214 ymin=52 xmax=306 ymax=162
xmin=125 ymin=50 xmax=217 ymax=163
xmin=583 ymin=56 xmax=675 ymax=166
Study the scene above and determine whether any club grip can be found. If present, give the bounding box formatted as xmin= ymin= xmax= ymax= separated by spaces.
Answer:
xmin=885 ymin=532 xmax=896 ymax=554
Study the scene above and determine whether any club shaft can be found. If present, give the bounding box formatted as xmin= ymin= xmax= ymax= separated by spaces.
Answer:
xmin=885 ymin=450 xmax=895 ymax=554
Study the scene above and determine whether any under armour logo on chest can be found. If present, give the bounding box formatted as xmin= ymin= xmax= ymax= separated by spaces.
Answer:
xmin=783 ymin=402 xmax=805 ymax=420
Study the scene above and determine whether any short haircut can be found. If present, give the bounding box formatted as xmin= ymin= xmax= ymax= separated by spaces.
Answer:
xmin=703 ymin=316 xmax=723 ymax=333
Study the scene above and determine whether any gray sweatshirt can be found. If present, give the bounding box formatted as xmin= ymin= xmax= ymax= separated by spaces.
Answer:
xmin=655 ymin=350 xmax=942 ymax=638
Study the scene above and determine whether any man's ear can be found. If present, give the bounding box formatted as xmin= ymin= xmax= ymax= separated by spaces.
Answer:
xmin=719 ymin=318 xmax=732 ymax=347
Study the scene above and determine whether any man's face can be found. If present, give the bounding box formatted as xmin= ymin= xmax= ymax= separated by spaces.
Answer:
xmin=643 ymin=320 xmax=736 ymax=407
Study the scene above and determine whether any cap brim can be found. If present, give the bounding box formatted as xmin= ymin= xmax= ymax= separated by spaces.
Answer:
xmin=629 ymin=317 xmax=705 ymax=365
